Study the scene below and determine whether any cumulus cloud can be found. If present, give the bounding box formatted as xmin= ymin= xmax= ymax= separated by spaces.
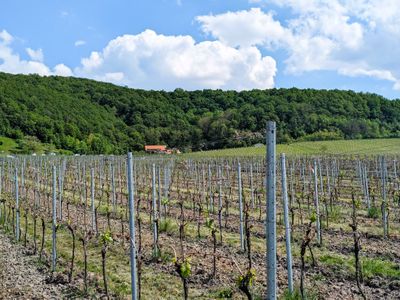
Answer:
xmin=199 ymin=2 xmax=400 ymax=90
xmin=26 ymin=48 xmax=44 ymax=62
xmin=75 ymin=29 xmax=277 ymax=90
xmin=5 ymin=1 xmax=400 ymax=92
xmin=54 ymin=64 xmax=73 ymax=76
xmin=0 ymin=30 xmax=13 ymax=44
xmin=0 ymin=28 xmax=277 ymax=90
xmin=0 ymin=30 xmax=71 ymax=77
xmin=196 ymin=8 xmax=288 ymax=48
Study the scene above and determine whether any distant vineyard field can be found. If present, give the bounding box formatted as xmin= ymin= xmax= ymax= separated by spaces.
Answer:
xmin=1 ymin=147 xmax=400 ymax=299
xmin=187 ymin=138 xmax=400 ymax=158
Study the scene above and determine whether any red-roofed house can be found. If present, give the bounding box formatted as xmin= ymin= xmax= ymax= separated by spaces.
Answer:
xmin=145 ymin=145 xmax=167 ymax=154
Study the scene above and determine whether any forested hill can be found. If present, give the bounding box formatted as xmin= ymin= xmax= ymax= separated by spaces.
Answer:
xmin=0 ymin=72 xmax=399 ymax=154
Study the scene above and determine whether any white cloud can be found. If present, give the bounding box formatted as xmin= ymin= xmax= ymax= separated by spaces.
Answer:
xmin=201 ymin=3 xmax=400 ymax=90
xmin=26 ymin=48 xmax=44 ymax=62
xmin=6 ymin=1 xmax=400 ymax=92
xmin=338 ymin=68 xmax=396 ymax=82
xmin=0 ymin=28 xmax=277 ymax=90
xmin=0 ymin=30 xmax=13 ymax=44
xmin=81 ymin=51 xmax=103 ymax=70
xmin=75 ymin=29 xmax=277 ymax=90
xmin=54 ymin=64 xmax=73 ymax=76
xmin=196 ymin=8 xmax=288 ymax=48
xmin=2 ymin=2 xmax=400 ymax=92
xmin=0 ymin=30 xmax=71 ymax=77
xmin=74 ymin=40 xmax=86 ymax=47
xmin=0 ymin=38 xmax=50 ymax=75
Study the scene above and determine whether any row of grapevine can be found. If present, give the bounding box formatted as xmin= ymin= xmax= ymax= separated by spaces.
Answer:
xmin=0 ymin=141 xmax=399 ymax=298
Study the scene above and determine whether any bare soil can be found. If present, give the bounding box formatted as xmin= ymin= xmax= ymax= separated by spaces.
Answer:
xmin=0 ymin=231 xmax=66 ymax=300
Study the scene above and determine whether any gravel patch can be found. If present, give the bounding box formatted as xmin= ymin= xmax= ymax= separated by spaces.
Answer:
xmin=0 ymin=231 xmax=65 ymax=300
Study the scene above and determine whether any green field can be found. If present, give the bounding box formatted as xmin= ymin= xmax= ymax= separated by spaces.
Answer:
xmin=0 ymin=136 xmax=68 ymax=155
xmin=187 ymin=138 xmax=400 ymax=158
xmin=0 ymin=136 xmax=19 ymax=154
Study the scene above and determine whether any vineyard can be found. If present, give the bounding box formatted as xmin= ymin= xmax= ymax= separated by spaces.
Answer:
xmin=0 ymin=138 xmax=400 ymax=299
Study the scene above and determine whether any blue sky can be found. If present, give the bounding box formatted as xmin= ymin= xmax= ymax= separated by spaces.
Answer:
xmin=0 ymin=0 xmax=399 ymax=99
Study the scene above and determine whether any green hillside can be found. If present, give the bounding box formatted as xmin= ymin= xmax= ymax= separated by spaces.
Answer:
xmin=0 ymin=72 xmax=399 ymax=154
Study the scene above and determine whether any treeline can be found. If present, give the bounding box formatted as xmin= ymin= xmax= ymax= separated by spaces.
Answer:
xmin=0 ymin=72 xmax=399 ymax=154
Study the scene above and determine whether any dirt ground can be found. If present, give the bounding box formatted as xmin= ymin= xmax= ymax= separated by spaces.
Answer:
xmin=0 ymin=232 xmax=66 ymax=300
